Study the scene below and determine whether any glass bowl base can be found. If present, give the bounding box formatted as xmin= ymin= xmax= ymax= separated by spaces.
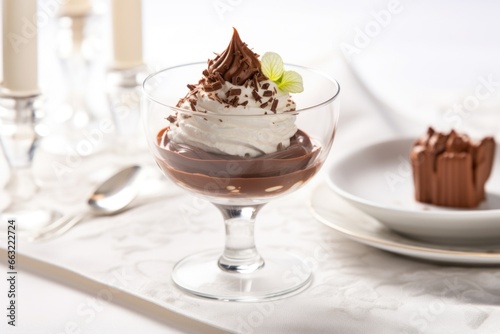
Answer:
xmin=172 ymin=249 xmax=312 ymax=302
xmin=1 ymin=206 xmax=61 ymax=231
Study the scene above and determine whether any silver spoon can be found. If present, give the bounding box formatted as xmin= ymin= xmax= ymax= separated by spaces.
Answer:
xmin=31 ymin=165 xmax=143 ymax=241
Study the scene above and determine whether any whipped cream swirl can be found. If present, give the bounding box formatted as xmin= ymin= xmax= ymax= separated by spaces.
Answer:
xmin=165 ymin=28 xmax=299 ymax=158
xmin=168 ymin=80 xmax=297 ymax=157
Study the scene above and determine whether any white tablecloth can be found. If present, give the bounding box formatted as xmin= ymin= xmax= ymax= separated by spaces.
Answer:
xmin=1 ymin=1 xmax=500 ymax=333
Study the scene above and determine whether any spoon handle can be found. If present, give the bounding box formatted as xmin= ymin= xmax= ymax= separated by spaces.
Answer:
xmin=31 ymin=213 xmax=88 ymax=241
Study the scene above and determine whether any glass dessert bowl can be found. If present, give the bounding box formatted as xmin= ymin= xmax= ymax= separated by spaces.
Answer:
xmin=142 ymin=30 xmax=340 ymax=301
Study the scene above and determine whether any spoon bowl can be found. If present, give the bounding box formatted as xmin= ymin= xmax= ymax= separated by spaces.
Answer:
xmin=88 ymin=165 xmax=143 ymax=214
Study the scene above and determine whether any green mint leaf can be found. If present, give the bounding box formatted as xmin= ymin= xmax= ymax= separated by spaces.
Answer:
xmin=278 ymin=70 xmax=304 ymax=93
xmin=261 ymin=52 xmax=285 ymax=82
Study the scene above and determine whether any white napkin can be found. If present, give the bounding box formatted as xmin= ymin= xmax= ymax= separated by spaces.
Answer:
xmin=343 ymin=0 xmax=500 ymax=139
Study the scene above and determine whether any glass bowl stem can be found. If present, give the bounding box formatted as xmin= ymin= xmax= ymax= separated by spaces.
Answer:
xmin=216 ymin=204 xmax=265 ymax=273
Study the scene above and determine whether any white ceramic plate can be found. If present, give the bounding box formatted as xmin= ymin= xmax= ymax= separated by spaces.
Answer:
xmin=310 ymin=184 xmax=500 ymax=265
xmin=327 ymin=138 xmax=500 ymax=245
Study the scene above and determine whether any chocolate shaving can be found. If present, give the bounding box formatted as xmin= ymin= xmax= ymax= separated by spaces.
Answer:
xmin=213 ymin=94 xmax=223 ymax=103
xmin=204 ymin=85 xmax=215 ymax=92
xmin=215 ymin=72 xmax=225 ymax=84
xmin=252 ymin=90 xmax=262 ymax=102
xmin=271 ymin=99 xmax=278 ymax=112
xmin=252 ymin=76 xmax=259 ymax=90
xmin=189 ymin=101 xmax=196 ymax=111
xmin=230 ymin=96 xmax=240 ymax=107
xmin=263 ymin=90 xmax=273 ymax=97
xmin=260 ymin=102 xmax=269 ymax=108
xmin=204 ymin=81 xmax=223 ymax=92
xmin=166 ymin=115 xmax=177 ymax=123
xmin=212 ymin=81 xmax=223 ymax=91
xmin=240 ymin=101 xmax=249 ymax=106
xmin=229 ymin=88 xmax=242 ymax=96
xmin=262 ymin=83 xmax=270 ymax=89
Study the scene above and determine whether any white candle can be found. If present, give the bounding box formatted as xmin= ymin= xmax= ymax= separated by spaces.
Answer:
xmin=111 ymin=0 xmax=143 ymax=69
xmin=59 ymin=0 xmax=92 ymax=17
xmin=2 ymin=0 xmax=39 ymax=95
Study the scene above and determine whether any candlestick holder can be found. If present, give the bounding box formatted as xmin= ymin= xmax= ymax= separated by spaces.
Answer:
xmin=0 ymin=93 xmax=60 ymax=229
xmin=106 ymin=65 xmax=148 ymax=156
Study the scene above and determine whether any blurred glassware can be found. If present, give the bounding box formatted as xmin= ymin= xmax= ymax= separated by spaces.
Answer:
xmin=0 ymin=94 xmax=60 ymax=228
xmin=106 ymin=65 xmax=149 ymax=156
xmin=39 ymin=2 xmax=112 ymax=159
xmin=56 ymin=12 xmax=94 ymax=130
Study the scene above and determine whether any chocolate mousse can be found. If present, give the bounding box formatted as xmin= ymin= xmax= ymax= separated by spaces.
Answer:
xmin=154 ymin=29 xmax=320 ymax=198
xmin=411 ymin=127 xmax=496 ymax=208
xmin=156 ymin=128 xmax=320 ymax=197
